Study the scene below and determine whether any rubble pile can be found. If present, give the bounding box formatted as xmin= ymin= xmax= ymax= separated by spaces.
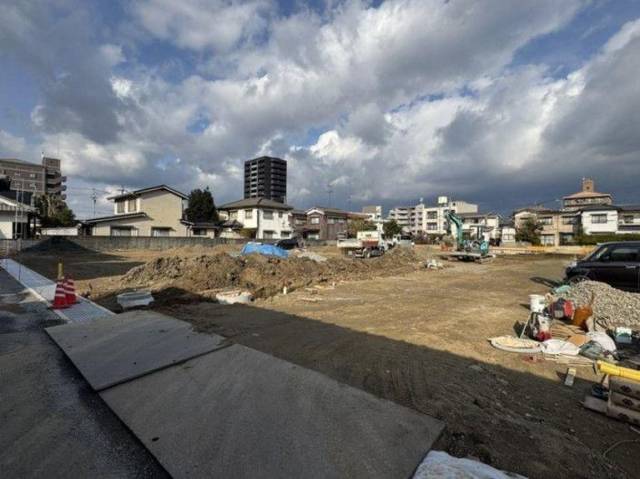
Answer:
xmin=561 ymin=280 xmax=640 ymax=328
xmin=122 ymin=248 xmax=420 ymax=300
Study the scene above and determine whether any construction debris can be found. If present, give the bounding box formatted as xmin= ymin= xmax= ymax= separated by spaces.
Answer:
xmin=560 ymin=281 xmax=640 ymax=329
xmin=116 ymin=290 xmax=154 ymax=310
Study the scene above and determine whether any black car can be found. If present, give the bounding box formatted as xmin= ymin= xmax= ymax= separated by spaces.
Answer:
xmin=565 ymin=241 xmax=640 ymax=292
xmin=275 ymin=237 xmax=300 ymax=250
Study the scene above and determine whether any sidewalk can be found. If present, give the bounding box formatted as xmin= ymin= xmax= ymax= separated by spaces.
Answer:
xmin=0 ymin=269 xmax=168 ymax=478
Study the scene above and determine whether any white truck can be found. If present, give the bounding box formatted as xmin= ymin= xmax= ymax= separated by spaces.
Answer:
xmin=337 ymin=230 xmax=384 ymax=258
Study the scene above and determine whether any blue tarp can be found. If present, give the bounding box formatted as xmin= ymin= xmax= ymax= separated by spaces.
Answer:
xmin=241 ymin=242 xmax=289 ymax=258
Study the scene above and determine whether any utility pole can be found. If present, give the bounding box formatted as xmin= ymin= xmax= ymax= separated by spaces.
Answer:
xmin=91 ymin=188 xmax=97 ymax=217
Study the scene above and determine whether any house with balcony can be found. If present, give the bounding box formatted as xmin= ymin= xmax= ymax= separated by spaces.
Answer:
xmin=85 ymin=185 xmax=189 ymax=237
xmin=514 ymin=207 xmax=579 ymax=246
xmin=618 ymin=205 xmax=640 ymax=234
xmin=218 ymin=197 xmax=293 ymax=240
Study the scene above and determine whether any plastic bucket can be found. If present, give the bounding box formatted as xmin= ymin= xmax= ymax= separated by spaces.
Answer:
xmin=529 ymin=294 xmax=546 ymax=313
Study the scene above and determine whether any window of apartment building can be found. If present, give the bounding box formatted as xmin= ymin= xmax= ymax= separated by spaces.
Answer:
xmin=427 ymin=211 xmax=437 ymax=219
xmin=539 ymin=217 xmax=553 ymax=225
xmin=562 ymin=216 xmax=575 ymax=225
xmin=111 ymin=226 xmax=132 ymax=236
xmin=263 ymin=230 xmax=274 ymax=239
xmin=116 ymin=201 xmax=125 ymax=214
xmin=591 ymin=214 xmax=608 ymax=224
xmin=310 ymin=217 xmax=320 ymax=224
xmin=279 ymin=211 xmax=283 ymax=218
xmin=230 ymin=211 xmax=238 ymax=220
xmin=427 ymin=223 xmax=437 ymax=231
xmin=560 ymin=233 xmax=574 ymax=245
xmin=541 ymin=234 xmax=555 ymax=246
xmin=127 ymin=199 xmax=137 ymax=212
xmin=151 ymin=227 xmax=171 ymax=237
xmin=244 ymin=209 xmax=253 ymax=219
xmin=29 ymin=173 xmax=36 ymax=178
xmin=623 ymin=215 xmax=635 ymax=224
xmin=327 ymin=218 xmax=336 ymax=224
xmin=295 ymin=218 xmax=305 ymax=225
xmin=263 ymin=210 xmax=274 ymax=220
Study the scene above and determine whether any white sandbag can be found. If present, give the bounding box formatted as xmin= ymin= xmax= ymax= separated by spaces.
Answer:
xmin=587 ymin=332 xmax=616 ymax=352
xmin=413 ymin=451 xmax=527 ymax=479
xmin=541 ymin=339 xmax=580 ymax=356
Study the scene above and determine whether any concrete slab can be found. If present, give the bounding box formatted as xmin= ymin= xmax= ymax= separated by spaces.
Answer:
xmin=100 ymin=344 xmax=444 ymax=479
xmin=45 ymin=310 xmax=226 ymax=391
xmin=0 ymin=269 xmax=168 ymax=478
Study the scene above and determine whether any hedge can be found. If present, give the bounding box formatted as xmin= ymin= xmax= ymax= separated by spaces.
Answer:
xmin=575 ymin=233 xmax=640 ymax=245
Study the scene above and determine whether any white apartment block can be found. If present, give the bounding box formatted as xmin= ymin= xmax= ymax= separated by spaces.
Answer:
xmin=420 ymin=197 xmax=478 ymax=235
xmin=362 ymin=205 xmax=385 ymax=233
xmin=388 ymin=197 xmax=479 ymax=236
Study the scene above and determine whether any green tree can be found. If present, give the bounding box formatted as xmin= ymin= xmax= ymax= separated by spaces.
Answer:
xmin=35 ymin=194 xmax=76 ymax=227
xmin=383 ymin=219 xmax=402 ymax=238
xmin=346 ymin=218 xmax=377 ymax=237
xmin=515 ymin=217 xmax=541 ymax=245
xmin=184 ymin=187 xmax=219 ymax=223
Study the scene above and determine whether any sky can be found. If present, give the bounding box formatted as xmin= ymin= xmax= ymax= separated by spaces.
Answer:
xmin=1 ymin=0 xmax=639 ymax=218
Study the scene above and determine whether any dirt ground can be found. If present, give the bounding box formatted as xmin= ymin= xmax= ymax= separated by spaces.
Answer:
xmin=14 ymin=245 xmax=640 ymax=478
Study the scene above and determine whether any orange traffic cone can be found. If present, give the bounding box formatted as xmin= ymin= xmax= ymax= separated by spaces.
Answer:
xmin=52 ymin=279 xmax=69 ymax=309
xmin=64 ymin=276 xmax=77 ymax=305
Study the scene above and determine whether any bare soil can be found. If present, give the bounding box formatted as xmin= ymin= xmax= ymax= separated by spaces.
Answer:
xmin=15 ymin=246 xmax=640 ymax=478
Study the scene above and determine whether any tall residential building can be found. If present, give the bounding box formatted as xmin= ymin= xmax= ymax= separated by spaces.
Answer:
xmin=243 ymin=156 xmax=287 ymax=203
xmin=0 ymin=156 xmax=66 ymax=200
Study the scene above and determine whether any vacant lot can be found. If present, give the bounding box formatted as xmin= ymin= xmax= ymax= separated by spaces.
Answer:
xmin=16 ymin=245 xmax=639 ymax=478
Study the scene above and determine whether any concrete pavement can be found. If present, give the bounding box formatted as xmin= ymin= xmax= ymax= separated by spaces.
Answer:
xmin=0 ymin=269 xmax=168 ymax=478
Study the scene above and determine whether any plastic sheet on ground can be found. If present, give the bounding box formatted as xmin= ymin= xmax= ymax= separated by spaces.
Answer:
xmin=241 ymin=242 xmax=289 ymax=258
xmin=413 ymin=451 xmax=527 ymax=479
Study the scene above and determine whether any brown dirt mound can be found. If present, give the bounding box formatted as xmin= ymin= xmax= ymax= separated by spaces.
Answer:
xmin=121 ymin=247 xmax=421 ymax=299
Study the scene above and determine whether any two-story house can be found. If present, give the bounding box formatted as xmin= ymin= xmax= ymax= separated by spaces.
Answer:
xmin=296 ymin=207 xmax=369 ymax=240
xmin=85 ymin=185 xmax=189 ymax=237
xmin=217 ymin=198 xmax=293 ymax=240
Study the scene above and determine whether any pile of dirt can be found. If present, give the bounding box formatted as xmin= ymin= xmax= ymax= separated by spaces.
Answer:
xmin=121 ymin=248 xmax=421 ymax=300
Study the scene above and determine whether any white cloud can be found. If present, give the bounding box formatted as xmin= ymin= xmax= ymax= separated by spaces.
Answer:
xmin=6 ymin=0 xmax=640 ymax=213
xmin=134 ymin=0 xmax=272 ymax=52
xmin=0 ymin=130 xmax=28 ymax=157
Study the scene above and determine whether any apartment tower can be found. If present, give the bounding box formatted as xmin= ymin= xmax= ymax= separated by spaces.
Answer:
xmin=243 ymin=156 xmax=287 ymax=203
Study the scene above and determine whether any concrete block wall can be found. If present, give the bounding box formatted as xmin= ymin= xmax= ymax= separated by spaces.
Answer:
xmin=19 ymin=236 xmax=334 ymax=252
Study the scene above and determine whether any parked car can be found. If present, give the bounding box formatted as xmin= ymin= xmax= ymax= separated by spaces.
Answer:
xmin=275 ymin=237 xmax=300 ymax=250
xmin=565 ymin=241 xmax=640 ymax=292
